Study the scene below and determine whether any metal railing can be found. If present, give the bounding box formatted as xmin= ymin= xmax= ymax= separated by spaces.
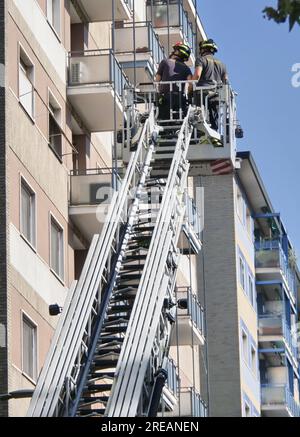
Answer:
xmin=261 ymin=385 xmax=300 ymax=417
xmin=177 ymin=287 xmax=205 ymax=338
xmin=191 ymin=388 xmax=207 ymax=417
xmin=258 ymin=314 xmax=298 ymax=360
xmin=146 ymin=0 xmax=196 ymax=54
xmin=255 ymin=240 xmax=296 ymax=302
xmin=69 ymin=168 xmax=122 ymax=206
xmin=165 ymin=358 xmax=179 ymax=397
xmin=68 ymin=49 xmax=129 ymax=100
xmin=114 ymin=22 xmax=165 ymax=68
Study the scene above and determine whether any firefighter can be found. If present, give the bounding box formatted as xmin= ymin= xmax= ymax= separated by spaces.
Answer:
xmin=155 ymin=42 xmax=192 ymax=120
xmin=193 ymin=39 xmax=228 ymax=131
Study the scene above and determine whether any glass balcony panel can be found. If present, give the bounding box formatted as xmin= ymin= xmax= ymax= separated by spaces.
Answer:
xmin=147 ymin=3 xmax=181 ymax=28
xmin=67 ymin=50 xmax=128 ymax=132
xmin=70 ymin=169 xmax=117 ymax=206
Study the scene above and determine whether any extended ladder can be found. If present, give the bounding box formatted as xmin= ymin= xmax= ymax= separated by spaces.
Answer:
xmin=27 ymin=105 xmax=193 ymax=417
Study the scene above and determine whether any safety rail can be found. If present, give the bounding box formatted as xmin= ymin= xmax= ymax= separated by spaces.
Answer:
xmin=106 ymin=106 xmax=193 ymax=416
xmin=146 ymin=0 xmax=196 ymax=54
xmin=258 ymin=315 xmax=298 ymax=361
xmin=255 ymin=240 xmax=297 ymax=303
xmin=176 ymin=287 xmax=205 ymax=338
xmin=69 ymin=168 xmax=123 ymax=206
xmin=68 ymin=49 xmax=129 ymax=99
xmin=261 ymin=385 xmax=300 ymax=417
xmin=27 ymin=107 xmax=156 ymax=417
xmin=191 ymin=388 xmax=208 ymax=417
xmin=165 ymin=358 xmax=179 ymax=397
xmin=114 ymin=21 xmax=165 ymax=68
xmin=137 ymin=80 xmax=237 ymax=149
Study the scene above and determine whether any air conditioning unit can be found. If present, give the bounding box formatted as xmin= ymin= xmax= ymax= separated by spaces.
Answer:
xmin=71 ymin=62 xmax=84 ymax=84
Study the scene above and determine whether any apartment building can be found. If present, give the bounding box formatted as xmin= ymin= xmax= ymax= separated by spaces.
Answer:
xmin=197 ymin=151 xmax=300 ymax=417
xmin=0 ymin=0 xmax=210 ymax=417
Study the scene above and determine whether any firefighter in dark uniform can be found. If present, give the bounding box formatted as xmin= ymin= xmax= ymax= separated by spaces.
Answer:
xmin=193 ymin=39 xmax=228 ymax=131
xmin=155 ymin=42 xmax=192 ymax=120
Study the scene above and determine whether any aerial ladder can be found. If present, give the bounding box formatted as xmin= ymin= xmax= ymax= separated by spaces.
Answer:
xmin=27 ymin=81 xmax=238 ymax=417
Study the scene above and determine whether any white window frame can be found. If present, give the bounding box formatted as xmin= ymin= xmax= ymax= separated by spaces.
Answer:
xmin=236 ymin=184 xmax=245 ymax=225
xmin=250 ymin=344 xmax=257 ymax=377
xmin=239 ymin=256 xmax=246 ymax=290
xmin=241 ymin=329 xmax=248 ymax=364
xmin=20 ymin=175 xmax=37 ymax=250
xmin=18 ymin=44 xmax=35 ymax=120
xmin=49 ymin=213 xmax=65 ymax=282
xmin=248 ymin=274 xmax=256 ymax=309
xmin=21 ymin=311 xmax=38 ymax=383
xmin=46 ymin=0 xmax=61 ymax=37
xmin=48 ymin=89 xmax=63 ymax=159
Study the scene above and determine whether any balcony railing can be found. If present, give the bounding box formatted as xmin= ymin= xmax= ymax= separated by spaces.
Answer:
xmin=258 ymin=314 xmax=298 ymax=360
xmin=165 ymin=358 xmax=179 ymax=397
xmin=261 ymin=385 xmax=300 ymax=417
xmin=69 ymin=168 xmax=122 ymax=206
xmin=68 ymin=49 xmax=129 ymax=99
xmin=255 ymin=239 xmax=296 ymax=301
xmin=146 ymin=0 xmax=196 ymax=54
xmin=190 ymin=388 xmax=207 ymax=417
xmin=114 ymin=22 xmax=165 ymax=68
xmin=177 ymin=287 xmax=205 ymax=338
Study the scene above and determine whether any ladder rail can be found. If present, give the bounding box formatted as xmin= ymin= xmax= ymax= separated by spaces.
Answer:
xmin=68 ymin=113 xmax=158 ymax=417
xmin=27 ymin=108 xmax=155 ymax=417
xmin=106 ymin=107 xmax=192 ymax=416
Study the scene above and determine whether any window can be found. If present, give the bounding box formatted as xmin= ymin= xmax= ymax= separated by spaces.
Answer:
xmin=242 ymin=330 xmax=248 ymax=363
xmin=251 ymin=345 xmax=257 ymax=376
xmin=248 ymin=275 xmax=255 ymax=308
xmin=239 ymin=256 xmax=245 ymax=290
xmin=50 ymin=215 xmax=64 ymax=281
xmin=22 ymin=314 xmax=37 ymax=381
xmin=47 ymin=0 xmax=61 ymax=35
xmin=246 ymin=207 xmax=253 ymax=238
xmin=20 ymin=178 xmax=36 ymax=247
xmin=236 ymin=185 xmax=245 ymax=224
xmin=48 ymin=91 xmax=62 ymax=158
xmin=19 ymin=48 xmax=34 ymax=118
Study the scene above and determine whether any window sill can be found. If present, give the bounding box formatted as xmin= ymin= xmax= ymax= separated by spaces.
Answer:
xmin=20 ymin=233 xmax=37 ymax=254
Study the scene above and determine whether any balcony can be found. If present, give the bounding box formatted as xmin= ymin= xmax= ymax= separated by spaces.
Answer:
xmin=146 ymin=0 xmax=196 ymax=62
xmin=71 ymin=0 xmax=132 ymax=23
xmin=170 ymin=287 xmax=205 ymax=346
xmin=258 ymin=314 xmax=298 ymax=364
xmin=255 ymin=239 xmax=297 ymax=304
xmin=67 ymin=50 xmax=129 ymax=132
xmin=161 ymin=358 xmax=179 ymax=412
xmin=114 ymin=22 xmax=165 ymax=86
xmin=261 ymin=385 xmax=300 ymax=417
xmin=69 ymin=168 xmax=120 ymax=242
xmin=173 ymin=388 xmax=207 ymax=417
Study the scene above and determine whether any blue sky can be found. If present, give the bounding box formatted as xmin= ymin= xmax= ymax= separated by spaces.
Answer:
xmin=197 ymin=0 xmax=300 ymax=256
